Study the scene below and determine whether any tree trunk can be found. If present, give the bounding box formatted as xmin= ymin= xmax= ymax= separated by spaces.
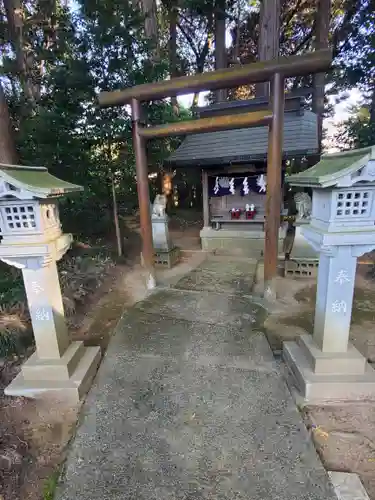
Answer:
xmin=0 ymin=83 xmax=18 ymax=164
xmin=233 ymin=1 xmax=241 ymax=64
xmin=3 ymin=0 xmax=36 ymax=105
xmin=256 ymin=0 xmax=280 ymax=98
xmin=111 ymin=175 xmax=123 ymax=257
xmin=38 ymin=0 xmax=58 ymax=101
xmin=312 ymin=0 xmax=331 ymax=157
xmin=370 ymin=85 xmax=375 ymax=124
xmin=169 ymin=1 xmax=178 ymax=108
xmin=214 ymin=0 xmax=227 ymax=102
xmin=140 ymin=0 xmax=160 ymax=60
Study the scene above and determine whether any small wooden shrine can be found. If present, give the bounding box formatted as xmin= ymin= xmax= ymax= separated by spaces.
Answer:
xmin=166 ymin=95 xmax=319 ymax=256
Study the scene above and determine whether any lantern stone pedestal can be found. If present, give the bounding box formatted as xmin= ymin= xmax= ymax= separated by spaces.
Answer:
xmin=284 ymin=244 xmax=375 ymax=402
xmin=0 ymin=164 xmax=101 ymax=403
xmin=3 ymin=249 xmax=101 ymax=403
xmin=151 ymin=197 xmax=180 ymax=269
xmin=152 ymin=213 xmax=172 ymax=251
xmin=283 ymin=146 xmax=375 ymax=403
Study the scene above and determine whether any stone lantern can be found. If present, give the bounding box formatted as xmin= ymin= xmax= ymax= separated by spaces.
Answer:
xmin=283 ymin=146 xmax=375 ymax=402
xmin=0 ymin=164 xmax=100 ymax=402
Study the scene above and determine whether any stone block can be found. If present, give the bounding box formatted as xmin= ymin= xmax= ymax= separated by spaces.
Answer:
xmin=291 ymin=225 xmax=319 ymax=259
xmin=154 ymin=246 xmax=180 ymax=268
xmin=5 ymin=346 xmax=101 ymax=403
xmin=283 ymin=340 xmax=375 ymax=403
xmin=200 ymin=227 xmax=285 ymax=258
xmin=299 ymin=334 xmax=367 ymax=375
xmin=22 ymin=341 xmax=86 ymax=381
xmin=328 ymin=472 xmax=370 ymax=500
xmin=284 ymin=258 xmax=318 ymax=278
xmin=152 ymin=216 xmax=172 ymax=251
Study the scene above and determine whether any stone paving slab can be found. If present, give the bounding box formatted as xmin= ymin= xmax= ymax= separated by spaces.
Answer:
xmin=104 ymin=311 xmax=275 ymax=369
xmin=133 ymin=288 xmax=264 ymax=327
xmin=57 ymin=343 xmax=336 ymax=500
xmin=56 ymin=261 xmax=337 ymax=500
xmin=193 ymin=258 xmax=257 ymax=276
xmin=173 ymin=259 xmax=257 ymax=295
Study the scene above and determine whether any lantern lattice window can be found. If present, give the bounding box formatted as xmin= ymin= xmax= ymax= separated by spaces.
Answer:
xmin=2 ymin=205 xmax=36 ymax=230
xmin=335 ymin=191 xmax=371 ymax=217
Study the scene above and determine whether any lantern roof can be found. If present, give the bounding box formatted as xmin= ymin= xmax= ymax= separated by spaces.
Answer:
xmin=0 ymin=164 xmax=83 ymax=199
xmin=287 ymin=146 xmax=375 ymax=188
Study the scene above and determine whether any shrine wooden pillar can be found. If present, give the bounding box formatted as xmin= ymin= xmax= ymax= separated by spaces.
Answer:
xmin=264 ymin=73 xmax=285 ymax=300
xmin=131 ymin=98 xmax=156 ymax=289
xmin=202 ymin=169 xmax=210 ymax=227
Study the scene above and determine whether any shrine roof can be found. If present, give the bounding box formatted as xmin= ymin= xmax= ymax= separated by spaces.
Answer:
xmin=0 ymin=164 xmax=83 ymax=197
xmin=166 ymin=110 xmax=318 ymax=167
xmin=287 ymin=146 xmax=375 ymax=188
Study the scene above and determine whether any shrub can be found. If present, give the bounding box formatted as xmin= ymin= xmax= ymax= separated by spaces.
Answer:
xmin=0 ymin=302 xmax=31 ymax=357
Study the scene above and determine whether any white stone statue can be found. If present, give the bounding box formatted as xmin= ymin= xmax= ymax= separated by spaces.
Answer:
xmin=152 ymin=194 xmax=167 ymax=218
xmin=294 ymin=192 xmax=312 ymax=220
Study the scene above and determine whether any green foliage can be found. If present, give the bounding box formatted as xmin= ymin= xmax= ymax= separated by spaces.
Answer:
xmin=0 ymin=264 xmax=25 ymax=304
xmin=43 ymin=468 xmax=60 ymax=500
xmin=331 ymin=2 xmax=375 ymax=149
xmin=1 ymin=0 xmax=187 ymax=240
xmin=0 ymin=301 xmax=30 ymax=357
xmin=335 ymin=105 xmax=375 ymax=149
xmin=0 ymin=328 xmax=23 ymax=358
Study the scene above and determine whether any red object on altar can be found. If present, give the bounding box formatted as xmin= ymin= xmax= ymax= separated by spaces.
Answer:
xmin=230 ymin=208 xmax=241 ymax=220
xmin=245 ymin=209 xmax=256 ymax=220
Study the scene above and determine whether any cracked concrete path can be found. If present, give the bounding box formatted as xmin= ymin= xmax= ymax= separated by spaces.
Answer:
xmin=56 ymin=256 xmax=337 ymax=500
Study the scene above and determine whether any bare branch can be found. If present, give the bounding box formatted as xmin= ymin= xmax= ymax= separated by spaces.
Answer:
xmin=177 ymin=21 xmax=199 ymax=59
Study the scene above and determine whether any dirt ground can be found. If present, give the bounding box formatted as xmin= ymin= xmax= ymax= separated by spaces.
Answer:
xmin=302 ymin=403 xmax=375 ymax=499
xmin=263 ymin=264 xmax=375 ymax=357
xmin=0 ymin=212 xmax=204 ymax=500
xmin=262 ymin=263 xmax=375 ymax=500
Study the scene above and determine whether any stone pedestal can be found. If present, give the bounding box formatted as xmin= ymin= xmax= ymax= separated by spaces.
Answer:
xmin=152 ymin=215 xmax=172 ymax=251
xmin=3 ymin=252 xmax=101 ymax=403
xmin=200 ymin=226 xmax=286 ymax=259
xmin=283 ymin=246 xmax=375 ymax=403
xmin=152 ymin=214 xmax=180 ymax=268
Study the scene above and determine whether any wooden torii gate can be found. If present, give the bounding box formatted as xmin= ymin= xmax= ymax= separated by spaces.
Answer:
xmin=98 ymin=49 xmax=332 ymax=298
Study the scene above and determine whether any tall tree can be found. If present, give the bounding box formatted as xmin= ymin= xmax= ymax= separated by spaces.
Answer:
xmin=139 ymin=0 xmax=160 ymax=59
xmin=333 ymin=1 xmax=375 ymax=149
xmin=175 ymin=0 xmax=215 ymax=106
xmin=168 ymin=0 xmax=178 ymax=107
xmin=214 ymin=0 xmax=227 ymax=102
xmin=0 ymin=82 xmax=18 ymax=163
xmin=256 ymin=0 xmax=280 ymax=97
xmin=312 ymin=0 xmax=331 ymax=157
xmin=3 ymin=0 xmax=36 ymax=104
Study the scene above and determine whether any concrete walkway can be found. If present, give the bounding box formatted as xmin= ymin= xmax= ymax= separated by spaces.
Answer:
xmin=56 ymin=256 xmax=337 ymax=500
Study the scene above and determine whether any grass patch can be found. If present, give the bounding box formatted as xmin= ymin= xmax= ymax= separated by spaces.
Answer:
xmin=43 ymin=468 xmax=60 ymax=500
xmin=0 ymin=245 xmax=114 ymax=359
xmin=287 ymin=283 xmax=375 ymax=331
xmin=0 ymin=302 xmax=32 ymax=357
xmin=280 ymin=311 xmax=314 ymax=332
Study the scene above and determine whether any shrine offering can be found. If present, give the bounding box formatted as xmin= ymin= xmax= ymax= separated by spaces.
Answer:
xmin=230 ymin=208 xmax=241 ymax=220
xmin=245 ymin=203 xmax=256 ymax=219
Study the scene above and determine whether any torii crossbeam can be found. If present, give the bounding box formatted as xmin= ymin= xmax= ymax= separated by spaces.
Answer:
xmin=98 ymin=49 xmax=332 ymax=298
